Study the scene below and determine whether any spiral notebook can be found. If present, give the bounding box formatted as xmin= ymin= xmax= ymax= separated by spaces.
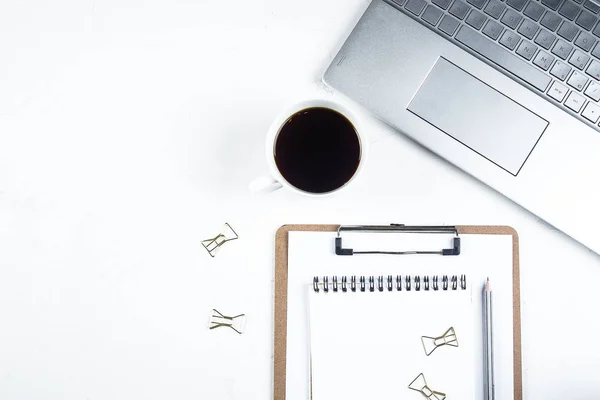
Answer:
xmin=273 ymin=225 xmax=522 ymax=400
xmin=310 ymin=275 xmax=474 ymax=400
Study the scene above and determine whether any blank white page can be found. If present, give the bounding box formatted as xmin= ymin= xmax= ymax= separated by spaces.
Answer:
xmin=310 ymin=286 xmax=473 ymax=400
xmin=285 ymin=231 xmax=514 ymax=400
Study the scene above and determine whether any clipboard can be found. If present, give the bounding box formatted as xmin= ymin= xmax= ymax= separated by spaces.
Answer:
xmin=273 ymin=224 xmax=521 ymax=400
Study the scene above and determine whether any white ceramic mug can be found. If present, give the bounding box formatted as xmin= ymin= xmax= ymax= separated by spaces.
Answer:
xmin=249 ymin=99 xmax=367 ymax=196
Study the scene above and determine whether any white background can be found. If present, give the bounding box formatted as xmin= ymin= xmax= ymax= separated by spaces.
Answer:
xmin=1 ymin=0 xmax=599 ymax=399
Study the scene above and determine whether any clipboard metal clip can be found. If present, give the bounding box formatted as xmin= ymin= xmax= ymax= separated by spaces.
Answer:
xmin=335 ymin=224 xmax=460 ymax=256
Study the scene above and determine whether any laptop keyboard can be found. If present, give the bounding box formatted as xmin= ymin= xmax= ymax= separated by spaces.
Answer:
xmin=388 ymin=0 xmax=600 ymax=129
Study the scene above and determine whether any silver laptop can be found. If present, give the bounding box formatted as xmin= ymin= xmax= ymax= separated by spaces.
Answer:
xmin=324 ymin=0 xmax=600 ymax=254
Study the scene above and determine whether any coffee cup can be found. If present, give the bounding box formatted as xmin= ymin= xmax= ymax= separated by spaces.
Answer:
xmin=249 ymin=99 xmax=367 ymax=196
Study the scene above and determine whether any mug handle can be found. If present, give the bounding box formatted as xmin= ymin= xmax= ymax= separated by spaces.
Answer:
xmin=249 ymin=176 xmax=283 ymax=194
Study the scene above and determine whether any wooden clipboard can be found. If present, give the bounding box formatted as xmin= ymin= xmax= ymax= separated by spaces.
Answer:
xmin=273 ymin=224 xmax=521 ymax=400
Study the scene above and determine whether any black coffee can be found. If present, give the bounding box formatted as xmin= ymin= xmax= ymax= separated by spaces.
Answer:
xmin=274 ymin=107 xmax=361 ymax=194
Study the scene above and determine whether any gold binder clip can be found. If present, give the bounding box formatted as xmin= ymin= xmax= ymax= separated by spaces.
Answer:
xmin=421 ymin=327 xmax=459 ymax=356
xmin=201 ymin=223 xmax=239 ymax=257
xmin=209 ymin=309 xmax=246 ymax=334
xmin=408 ymin=373 xmax=446 ymax=400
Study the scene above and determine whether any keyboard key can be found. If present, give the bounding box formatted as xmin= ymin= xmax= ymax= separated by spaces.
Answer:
xmin=568 ymin=70 xmax=590 ymax=89
xmin=500 ymin=29 xmax=522 ymax=49
xmin=438 ymin=14 xmax=461 ymax=34
xmin=485 ymin=0 xmax=506 ymax=18
xmin=392 ymin=0 xmax=407 ymax=5
xmin=593 ymin=20 xmax=600 ymax=37
xmin=551 ymin=60 xmax=573 ymax=79
xmin=422 ymin=5 xmax=444 ymax=25
xmin=483 ymin=19 xmax=504 ymax=39
xmin=406 ymin=0 xmax=427 ymax=15
xmin=519 ymin=19 xmax=540 ymax=39
xmin=586 ymin=59 xmax=600 ymax=79
xmin=542 ymin=0 xmax=563 ymax=11
xmin=507 ymin=0 xmax=528 ymax=10
xmin=584 ymin=0 xmax=600 ymax=13
xmin=535 ymin=29 xmax=557 ymax=49
xmin=574 ymin=0 xmax=584 ymax=4
xmin=541 ymin=12 xmax=563 ymax=31
xmin=584 ymin=79 xmax=600 ymax=100
xmin=524 ymin=1 xmax=546 ymax=20
xmin=558 ymin=21 xmax=580 ymax=40
xmin=576 ymin=9 xmax=597 ymax=29
xmin=559 ymin=1 xmax=582 ymax=20
xmin=466 ymin=9 xmax=488 ymax=29
xmin=552 ymin=39 xmax=575 ymax=58
xmin=582 ymin=101 xmax=600 ymax=122
xmin=565 ymin=91 xmax=586 ymax=111
xmin=516 ymin=39 xmax=539 ymax=60
xmin=433 ymin=0 xmax=453 ymax=9
xmin=523 ymin=1 xmax=545 ymax=21
xmin=533 ymin=51 xmax=556 ymax=69
xmin=569 ymin=49 xmax=591 ymax=68
xmin=501 ymin=8 xmax=523 ymax=29
xmin=455 ymin=26 xmax=552 ymax=91
xmin=450 ymin=0 xmax=470 ymax=19
xmin=575 ymin=31 xmax=597 ymax=50
xmin=593 ymin=42 xmax=600 ymax=57
xmin=467 ymin=0 xmax=486 ymax=9
xmin=548 ymin=81 xmax=569 ymax=101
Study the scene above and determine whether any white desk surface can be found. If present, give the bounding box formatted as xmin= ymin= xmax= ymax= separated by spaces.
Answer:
xmin=0 ymin=1 xmax=599 ymax=399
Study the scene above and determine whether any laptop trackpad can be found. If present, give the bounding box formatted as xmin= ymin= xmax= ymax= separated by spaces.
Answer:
xmin=407 ymin=58 xmax=548 ymax=175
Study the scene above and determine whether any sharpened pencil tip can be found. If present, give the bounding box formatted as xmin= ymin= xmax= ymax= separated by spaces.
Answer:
xmin=485 ymin=278 xmax=491 ymax=291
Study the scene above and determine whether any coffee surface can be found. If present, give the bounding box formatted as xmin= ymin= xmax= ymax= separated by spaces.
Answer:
xmin=274 ymin=107 xmax=360 ymax=194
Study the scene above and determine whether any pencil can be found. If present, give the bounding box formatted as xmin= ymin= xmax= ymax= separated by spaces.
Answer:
xmin=484 ymin=278 xmax=495 ymax=400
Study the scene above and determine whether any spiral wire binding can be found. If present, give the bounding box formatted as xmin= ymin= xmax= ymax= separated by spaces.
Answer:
xmin=313 ymin=274 xmax=467 ymax=292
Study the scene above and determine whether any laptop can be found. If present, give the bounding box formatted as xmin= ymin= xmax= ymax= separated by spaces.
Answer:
xmin=324 ymin=0 xmax=600 ymax=254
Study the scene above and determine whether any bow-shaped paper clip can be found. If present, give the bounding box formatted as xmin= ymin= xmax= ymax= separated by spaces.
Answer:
xmin=201 ymin=223 xmax=239 ymax=257
xmin=408 ymin=373 xmax=446 ymax=400
xmin=209 ymin=309 xmax=246 ymax=334
xmin=421 ymin=327 xmax=458 ymax=356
